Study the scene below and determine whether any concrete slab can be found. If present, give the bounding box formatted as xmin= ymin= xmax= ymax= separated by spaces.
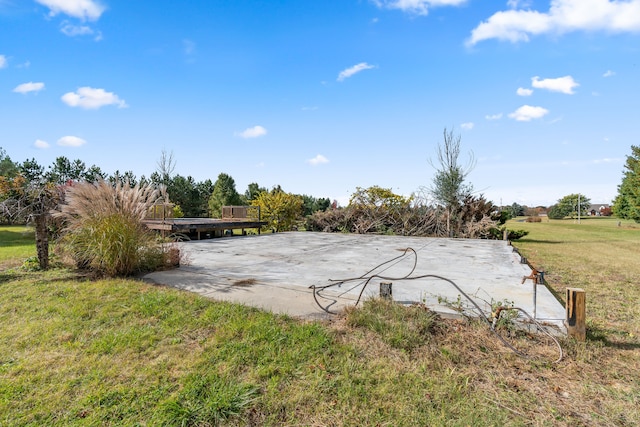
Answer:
xmin=143 ymin=232 xmax=566 ymax=331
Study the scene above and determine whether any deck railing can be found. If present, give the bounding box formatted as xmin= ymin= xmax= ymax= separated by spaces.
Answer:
xmin=221 ymin=206 xmax=260 ymax=221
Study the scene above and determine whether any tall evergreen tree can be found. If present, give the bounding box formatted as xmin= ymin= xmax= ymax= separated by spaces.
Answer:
xmin=612 ymin=145 xmax=640 ymax=222
xmin=208 ymin=173 xmax=243 ymax=218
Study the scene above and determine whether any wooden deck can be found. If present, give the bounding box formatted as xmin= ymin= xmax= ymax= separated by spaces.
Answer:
xmin=143 ymin=218 xmax=266 ymax=240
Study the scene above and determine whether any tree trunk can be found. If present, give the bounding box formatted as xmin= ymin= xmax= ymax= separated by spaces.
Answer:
xmin=34 ymin=213 xmax=49 ymax=270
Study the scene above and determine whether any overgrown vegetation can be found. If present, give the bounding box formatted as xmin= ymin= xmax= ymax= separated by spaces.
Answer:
xmin=1 ymin=218 xmax=639 ymax=425
xmin=345 ymin=298 xmax=438 ymax=353
xmin=307 ymin=186 xmax=500 ymax=238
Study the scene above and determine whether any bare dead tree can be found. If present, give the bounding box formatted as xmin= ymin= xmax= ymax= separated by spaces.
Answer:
xmin=156 ymin=148 xmax=176 ymax=185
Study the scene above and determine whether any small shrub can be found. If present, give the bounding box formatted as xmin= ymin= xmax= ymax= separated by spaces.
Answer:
xmin=491 ymin=299 xmax=518 ymax=332
xmin=525 ymin=216 xmax=542 ymax=223
xmin=506 ymin=229 xmax=529 ymax=240
xmin=172 ymin=205 xmax=184 ymax=218
xmin=20 ymin=255 xmax=63 ymax=271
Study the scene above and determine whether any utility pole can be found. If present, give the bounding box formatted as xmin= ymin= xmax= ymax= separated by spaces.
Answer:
xmin=578 ymin=193 xmax=581 ymax=224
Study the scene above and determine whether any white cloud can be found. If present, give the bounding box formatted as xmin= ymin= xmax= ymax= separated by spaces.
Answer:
xmin=13 ymin=82 xmax=45 ymax=94
xmin=60 ymin=22 xmax=101 ymax=39
xmin=603 ymin=69 xmax=616 ymax=77
xmin=508 ymin=105 xmax=549 ymax=121
xmin=337 ymin=62 xmax=376 ymax=82
xmin=34 ymin=139 xmax=50 ymax=149
xmin=57 ymin=135 xmax=87 ymax=147
xmin=531 ymin=75 xmax=579 ymax=94
xmin=307 ymin=154 xmax=329 ymax=165
xmin=517 ymin=87 xmax=533 ymax=96
xmin=61 ymin=23 xmax=93 ymax=36
xmin=61 ymin=87 xmax=128 ymax=109
xmin=36 ymin=0 xmax=105 ymax=21
xmin=0 ymin=55 xmax=6 ymax=69
xmin=485 ymin=113 xmax=503 ymax=120
xmin=461 ymin=122 xmax=474 ymax=130
xmin=468 ymin=0 xmax=640 ymax=45
xmin=236 ymin=125 xmax=267 ymax=139
xmin=592 ymin=157 xmax=619 ymax=164
xmin=507 ymin=0 xmax=533 ymax=8
xmin=372 ymin=0 xmax=467 ymax=16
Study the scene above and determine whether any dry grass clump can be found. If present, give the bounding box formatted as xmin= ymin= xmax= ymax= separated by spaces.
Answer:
xmin=53 ymin=180 xmax=169 ymax=276
xmin=344 ymin=298 xmax=439 ymax=353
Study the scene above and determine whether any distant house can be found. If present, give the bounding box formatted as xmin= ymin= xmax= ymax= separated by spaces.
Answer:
xmin=588 ymin=204 xmax=611 ymax=216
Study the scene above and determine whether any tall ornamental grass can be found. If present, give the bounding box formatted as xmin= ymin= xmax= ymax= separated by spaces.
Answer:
xmin=53 ymin=180 xmax=168 ymax=276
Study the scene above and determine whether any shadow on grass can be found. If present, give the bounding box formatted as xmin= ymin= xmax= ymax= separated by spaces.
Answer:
xmin=587 ymin=327 xmax=640 ymax=351
xmin=0 ymin=229 xmax=34 ymax=245
xmin=516 ymin=239 xmax=565 ymax=244
xmin=0 ymin=266 xmax=87 ymax=285
xmin=0 ymin=271 xmax=22 ymax=284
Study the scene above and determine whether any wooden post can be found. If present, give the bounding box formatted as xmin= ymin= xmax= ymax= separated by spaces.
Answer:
xmin=380 ymin=282 xmax=393 ymax=300
xmin=566 ymin=288 xmax=586 ymax=341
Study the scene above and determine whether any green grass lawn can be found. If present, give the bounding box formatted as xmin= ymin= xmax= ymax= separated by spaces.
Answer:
xmin=1 ymin=221 xmax=639 ymax=426
xmin=506 ymin=217 xmax=640 ymax=341
xmin=0 ymin=226 xmax=36 ymax=267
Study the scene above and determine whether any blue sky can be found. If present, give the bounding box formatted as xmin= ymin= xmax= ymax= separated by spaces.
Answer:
xmin=2 ymin=0 xmax=639 ymax=207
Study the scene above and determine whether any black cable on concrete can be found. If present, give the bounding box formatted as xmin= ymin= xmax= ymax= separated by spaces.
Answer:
xmin=493 ymin=306 xmax=564 ymax=364
xmin=310 ymin=246 xmax=563 ymax=363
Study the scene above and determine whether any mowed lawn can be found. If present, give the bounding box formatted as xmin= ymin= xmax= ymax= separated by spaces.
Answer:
xmin=1 ymin=221 xmax=639 ymax=426
xmin=507 ymin=217 xmax=640 ymax=342
xmin=0 ymin=226 xmax=35 ymax=268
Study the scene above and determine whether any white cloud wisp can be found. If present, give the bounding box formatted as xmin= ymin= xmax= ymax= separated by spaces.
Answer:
xmin=531 ymin=75 xmax=579 ymax=94
xmin=13 ymin=82 xmax=45 ymax=94
xmin=57 ymin=135 xmax=87 ymax=147
xmin=337 ymin=63 xmax=375 ymax=82
xmin=508 ymin=105 xmax=549 ymax=121
xmin=34 ymin=139 xmax=50 ymax=149
xmin=372 ymin=0 xmax=467 ymax=16
xmin=61 ymin=87 xmax=128 ymax=109
xmin=236 ymin=125 xmax=267 ymax=139
xmin=307 ymin=154 xmax=329 ymax=165
xmin=517 ymin=87 xmax=533 ymax=96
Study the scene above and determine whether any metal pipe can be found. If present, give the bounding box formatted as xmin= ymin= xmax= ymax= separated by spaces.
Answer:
xmin=533 ymin=277 xmax=537 ymax=319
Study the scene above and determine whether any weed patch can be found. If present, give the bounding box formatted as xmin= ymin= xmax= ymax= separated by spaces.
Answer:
xmin=345 ymin=298 xmax=438 ymax=353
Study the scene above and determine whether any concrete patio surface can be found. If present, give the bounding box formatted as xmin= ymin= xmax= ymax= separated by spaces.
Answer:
xmin=143 ymin=232 xmax=566 ymax=332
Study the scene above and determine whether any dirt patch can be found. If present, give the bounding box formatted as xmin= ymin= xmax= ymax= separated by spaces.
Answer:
xmin=233 ymin=278 xmax=258 ymax=287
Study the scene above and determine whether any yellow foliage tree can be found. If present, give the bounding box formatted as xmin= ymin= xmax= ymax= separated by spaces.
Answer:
xmin=251 ymin=188 xmax=303 ymax=232
xmin=348 ymin=186 xmax=412 ymax=209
